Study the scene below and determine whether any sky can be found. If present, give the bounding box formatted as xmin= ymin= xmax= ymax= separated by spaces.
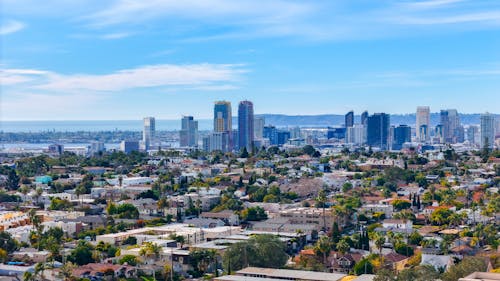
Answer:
xmin=1 ymin=0 xmax=500 ymax=121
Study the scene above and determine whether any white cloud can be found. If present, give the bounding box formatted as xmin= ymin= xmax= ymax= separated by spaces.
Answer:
xmin=100 ymin=32 xmax=134 ymax=39
xmin=0 ymin=20 xmax=25 ymax=35
xmin=0 ymin=68 xmax=49 ymax=85
xmin=3 ymin=0 xmax=500 ymax=42
xmin=1 ymin=63 xmax=246 ymax=92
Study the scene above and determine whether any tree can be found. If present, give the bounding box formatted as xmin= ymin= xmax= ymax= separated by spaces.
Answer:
xmin=0 ymin=231 xmax=18 ymax=254
xmin=336 ymin=238 xmax=350 ymax=255
xmin=120 ymin=254 xmax=139 ymax=266
xmin=392 ymin=200 xmax=411 ymax=211
xmin=189 ymin=249 xmax=217 ymax=277
xmin=442 ymin=257 xmax=488 ymax=281
xmin=372 ymin=232 xmax=385 ymax=256
xmin=331 ymin=222 xmax=341 ymax=243
xmin=58 ymin=261 xmax=76 ymax=281
xmin=241 ymin=207 xmax=267 ymax=221
xmin=430 ymin=208 xmax=453 ymax=226
xmin=240 ymin=147 xmax=249 ymax=158
xmin=222 ymin=235 xmax=287 ymax=273
xmin=353 ymin=258 xmax=373 ymax=275
xmin=140 ymin=242 xmax=162 ymax=264
xmin=316 ymin=189 xmax=328 ymax=231
xmin=314 ymin=236 xmax=332 ymax=266
xmin=67 ymin=241 xmax=95 ymax=265
xmin=6 ymin=168 xmax=20 ymax=190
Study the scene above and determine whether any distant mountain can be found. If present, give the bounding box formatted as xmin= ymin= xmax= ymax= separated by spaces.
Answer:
xmin=252 ymin=113 xmax=492 ymax=128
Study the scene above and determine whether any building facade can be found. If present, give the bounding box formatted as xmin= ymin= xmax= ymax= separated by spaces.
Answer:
xmin=416 ymin=106 xmax=430 ymax=142
xmin=481 ymin=113 xmax=495 ymax=148
xmin=238 ymin=101 xmax=255 ymax=152
xmin=367 ymin=113 xmax=390 ymax=150
xmin=143 ymin=117 xmax=155 ymax=150
xmin=180 ymin=116 xmax=198 ymax=147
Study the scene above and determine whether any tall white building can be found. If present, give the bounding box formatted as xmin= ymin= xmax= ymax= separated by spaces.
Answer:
xmin=346 ymin=124 xmax=366 ymax=145
xmin=467 ymin=125 xmax=480 ymax=146
xmin=254 ymin=117 xmax=265 ymax=139
xmin=143 ymin=117 xmax=155 ymax=150
xmin=416 ymin=106 xmax=430 ymax=142
xmin=481 ymin=113 xmax=495 ymax=148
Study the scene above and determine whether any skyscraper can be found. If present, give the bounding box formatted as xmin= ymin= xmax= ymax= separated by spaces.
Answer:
xmin=481 ymin=113 xmax=495 ymax=148
xmin=367 ymin=113 xmax=390 ymax=150
xmin=143 ymin=117 xmax=155 ymax=150
xmin=212 ymin=101 xmax=232 ymax=152
xmin=393 ymin=125 xmax=411 ymax=150
xmin=345 ymin=111 xmax=354 ymax=128
xmin=467 ymin=125 xmax=479 ymax=145
xmin=361 ymin=111 xmax=369 ymax=126
xmin=346 ymin=124 xmax=366 ymax=145
xmin=180 ymin=116 xmax=198 ymax=147
xmin=214 ymin=101 xmax=232 ymax=132
xmin=254 ymin=117 xmax=265 ymax=139
xmin=416 ymin=106 xmax=430 ymax=142
xmin=440 ymin=109 xmax=460 ymax=143
xmin=238 ymin=100 xmax=254 ymax=152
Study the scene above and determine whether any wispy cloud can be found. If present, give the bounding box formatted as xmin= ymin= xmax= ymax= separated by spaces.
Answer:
xmin=3 ymin=0 xmax=500 ymax=42
xmin=100 ymin=32 xmax=134 ymax=39
xmin=0 ymin=20 xmax=25 ymax=35
xmin=1 ymin=63 xmax=246 ymax=92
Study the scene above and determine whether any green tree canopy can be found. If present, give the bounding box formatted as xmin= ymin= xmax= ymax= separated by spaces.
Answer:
xmin=222 ymin=235 xmax=287 ymax=273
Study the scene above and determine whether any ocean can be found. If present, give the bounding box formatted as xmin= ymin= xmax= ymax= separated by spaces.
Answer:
xmin=0 ymin=120 xmax=214 ymax=132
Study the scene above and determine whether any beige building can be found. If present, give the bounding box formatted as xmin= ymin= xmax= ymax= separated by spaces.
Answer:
xmin=278 ymin=208 xmax=336 ymax=231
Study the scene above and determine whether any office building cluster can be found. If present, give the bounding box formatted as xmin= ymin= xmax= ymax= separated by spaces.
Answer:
xmin=119 ymin=105 xmax=497 ymax=154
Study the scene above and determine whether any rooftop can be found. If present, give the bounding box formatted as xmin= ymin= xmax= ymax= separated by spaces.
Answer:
xmin=237 ymin=267 xmax=346 ymax=281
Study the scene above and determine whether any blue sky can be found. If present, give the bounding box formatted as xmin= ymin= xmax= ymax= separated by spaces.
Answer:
xmin=1 ymin=0 xmax=500 ymax=120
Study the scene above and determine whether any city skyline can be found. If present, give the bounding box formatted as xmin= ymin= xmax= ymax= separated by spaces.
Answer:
xmin=2 ymin=0 xmax=500 ymax=120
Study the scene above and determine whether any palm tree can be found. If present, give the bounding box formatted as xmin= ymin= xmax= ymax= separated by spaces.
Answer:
xmin=140 ymin=242 xmax=162 ymax=264
xmin=314 ymin=236 xmax=332 ymax=266
xmin=371 ymin=233 xmax=385 ymax=256
xmin=316 ymin=190 xmax=327 ymax=232
xmin=59 ymin=262 xmax=76 ymax=281
xmin=336 ymin=239 xmax=350 ymax=255
xmin=23 ymin=271 xmax=35 ymax=281
xmin=34 ymin=262 xmax=46 ymax=281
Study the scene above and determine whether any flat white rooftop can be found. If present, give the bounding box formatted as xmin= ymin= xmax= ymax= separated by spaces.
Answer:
xmin=237 ymin=267 xmax=346 ymax=281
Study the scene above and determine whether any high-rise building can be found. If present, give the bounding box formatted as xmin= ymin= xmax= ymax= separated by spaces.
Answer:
xmin=393 ymin=125 xmax=411 ymax=150
xmin=143 ymin=117 xmax=155 ymax=150
xmin=434 ymin=125 xmax=444 ymax=144
xmin=481 ymin=113 xmax=495 ymax=148
xmin=416 ymin=106 xmax=430 ymax=142
xmin=361 ymin=111 xmax=369 ymax=126
xmin=238 ymin=101 xmax=254 ymax=152
xmin=345 ymin=111 xmax=354 ymax=128
xmin=213 ymin=101 xmax=232 ymax=151
xmin=326 ymin=127 xmax=346 ymax=139
xmin=290 ymin=127 xmax=301 ymax=139
xmin=180 ymin=116 xmax=198 ymax=147
xmin=455 ymin=125 xmax=465 ymax=143
xmin=203 ymin=132 xmax=230 ymax=152
xmin=367 ymin=113 xmax=390 ymax=150
xmin=120 ymin=140 xmax=139 ymax=154
xmin=467 ymin=125 xmax=480 ymax=145
xmin=48 ymin=144 xmax=64 ymax=155
xmin=264 ymin=125 xmax=278 ymax=145
xmin=214 ymin=101 xmax=232 ymax=132
xmin=254 ymin=117 xmax=265 ymax=139
xmin=89 ymin=141 xmax=105 ymax=155
xmin=440 ymin=109 xmax=460 ymax=143
xmin=346 ymin=124 xmax=366 ymax=145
